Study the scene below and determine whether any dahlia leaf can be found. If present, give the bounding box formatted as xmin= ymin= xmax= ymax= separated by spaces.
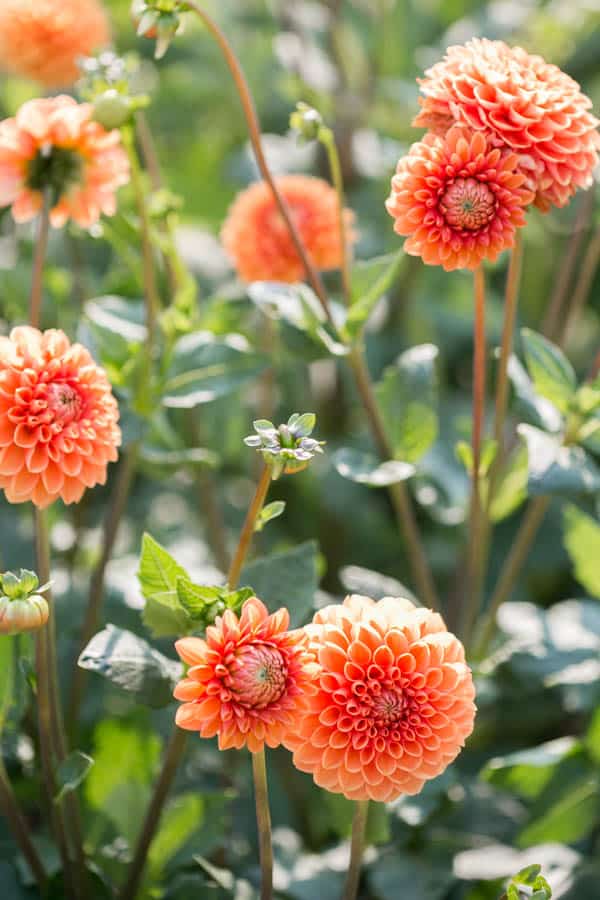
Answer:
xmin=507 ymin=356 xmax=563 ymax=434
xmin=375 ymin=344 xmax=439 ymax=463
xmin=563 ymin=504 xmax=600 ymax=598
xmin=518 ymin=425 xmax=600 ymax=496
xmin=333 ymin=448 xmax=415 ymax=486
xmin=345 ymin=251 xmax=404 ymax=339
xmin=254 ymin=501 xmax=286 ymax=532
xmin=138 ymin=534 xmax=192 ymax=638
xmin=241 ymin=541 xmax=319 ymax=627
xmin=517 ymin=769 xmax=599 ymax=848
xmin=521 ymin=328 xmax=577 ymax=415
xmin=78 ymin=625 xmax=182 ymax=708
xmin=55 ymin=751 xmax=94 ymax=803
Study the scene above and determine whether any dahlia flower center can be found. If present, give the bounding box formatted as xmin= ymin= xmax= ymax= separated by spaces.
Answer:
xmin=371 ymin=689 xmax=406 ymax=725
xmin=227 ymin=643 xmax=287 ymax=708
xmin=26 ymin=145 xmax=83 ymax=201
xmin=46 ymin=382 xmax=83 ymax=424
xmin=440 ymin=177 xmax=496 ymax=230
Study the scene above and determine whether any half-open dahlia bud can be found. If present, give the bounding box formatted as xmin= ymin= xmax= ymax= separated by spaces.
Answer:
xmin=0 ymin=95 xmax=129 ymax=229
xmin=0 ymin=327 xmax=121 ymax=508
xmin=221 ymin=175 xmax=356 ymax=284
xmin=284 ymin=595 xmax=476 ymax=803
xmin=0 ymin=569 xmax=49 ymax=635
xmin=174 ymin=597 xmax=318 ymax=753
xmin=386 ymin=126 xmax=533 ymax=271
xmin=0 ymin=0 xmax=110 ymax=88
xmin=413 ymin=39 xmax=600 ymax=211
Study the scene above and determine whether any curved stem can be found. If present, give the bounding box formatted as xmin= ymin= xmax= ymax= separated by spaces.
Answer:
xmin=29 ymin=193 xmax=51 ymax=329
xmin=252 ymin=749 xmax=273 ymax=900
xmin=227 ymin=464 xmax=272 ymax=588
xmin=0 ymin=758 xmax=47 ymax=892
xmin=185 ymin=0 xmax=331 ymax=321
xmin=321 ymin=128 xmax=352 ymax=305
xmin=472 ymin=496 xmax=550 ymax=657
xmin=342 ymin=800 xmax=369 ymax=900
xmin=67 ymin=447 xmax=138 ymax=736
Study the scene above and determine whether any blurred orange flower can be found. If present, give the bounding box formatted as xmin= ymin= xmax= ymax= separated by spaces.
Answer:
xmin=174 ymin=597 xmax=318 ymax=753
xmin=0 ymin=96 xmax=129 ymax=229
xmin=0 ymin=328 xmax=121 ymax=509
xmin=386 ymin=126 xmax=532 ymax=271
xmin=0 ymin=0 xmax=110 ymax=88
xmin=221 ymin=175 xmax=355 ymax=283
xmin=413 ymin=39 xmax=600 ymax=211
xmin=284 ymin=595 xmax=476 ymax=803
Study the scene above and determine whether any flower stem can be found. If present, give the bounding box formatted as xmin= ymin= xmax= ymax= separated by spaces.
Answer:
xmin=321 ymin=128 xmax=352 ymax=305
xmin=348 ymin=345 xmax=439 ymax=610
xmin=472 ymin=495 xmax=550 ymax=657
xmin=184 ymin=0 xmax=331 ymax=322
xmin=227 ymin=464 xmax=272 ymax=589
xmin=342 ymin=799 xmax=370 ymax=900
xmin=460 ymin=267 xmax=486 ymax=641
xmin=252 ymin=748 xmax=274 ymax=900
xmin=29 ymin=192 xmax=51 ymax=329
xmin=66 ymin=446 xmax=139 ymax=737
xmin=0 ymin=757 xmax=47 ymax=893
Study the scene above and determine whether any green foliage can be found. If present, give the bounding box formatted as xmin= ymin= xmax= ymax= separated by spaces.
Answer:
xmin=521 ymin=329 xmax=577 ymax=415
xmin=241 ymin=541 xmax=319 ymax=626
xmin=503 ymin=864 xmax=552 ymax=900
xmin=55 ymin=752 xmax=95 ymax=803
xmin=563 ymin=504 xmax=600 ymax=597
xmin=518 ymin=425 xmax=600 ymax=496
xmin=333 ymin=448 xmax=415 ymax=485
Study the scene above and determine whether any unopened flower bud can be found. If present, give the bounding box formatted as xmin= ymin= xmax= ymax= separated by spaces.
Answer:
xmin=0 ymin=595 xmax=49 ymax=635
xmin=244 ymin=413 xmax=324 ymax=478
xmin=290 ymin=102 xmax=324 ymax=142
xmin=93 ymin=90 xmax=132 ymax=129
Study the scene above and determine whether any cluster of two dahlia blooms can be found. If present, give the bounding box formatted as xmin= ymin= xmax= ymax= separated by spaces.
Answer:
xmin=386 ymin=39 xmax=600 ymax=271
xmin=174 ymin=594 xmax=476 ymax=803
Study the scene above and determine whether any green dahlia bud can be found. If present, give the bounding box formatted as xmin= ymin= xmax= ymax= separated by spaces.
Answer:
xmin=0 ymin=595 xmax=49 ymax=635
xmin=290 ymin=102 xmax=324 ymax=142
xmin=93 ymin=90 xmax=132 ymax=129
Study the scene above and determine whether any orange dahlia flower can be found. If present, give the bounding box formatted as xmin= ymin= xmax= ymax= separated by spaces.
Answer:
xmin=0 ymin=0 xmax=110 ymax=88
xmin=174 ymin=597 xmax=318 ymax=753
xmin=0 ymin=96 xmax=129 ymax=229
xmin=0 ymin=328 xmax=121 ymax=508
xmin=413 ymin=39 xmax=600 ymax=211
xmin=386 ymin=126 xmax=533 ymax=271
xmin=221 ymin=175 xmax=356 ymax=283
xmin=284 ymin=595 xmax=476 ymax=803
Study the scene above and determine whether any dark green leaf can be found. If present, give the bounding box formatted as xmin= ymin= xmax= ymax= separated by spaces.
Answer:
xmin=375 ymin=344 xmax=439 ymax=463
xmin=507 ymin=356 xmax=563 ymax=433
xmin=333 ymin=448 xmax=415 ymax=486
xmin=78 ymin=625 xmax=182 ymax=708
xmin=163 ymin=332 xmax=267 ymax=408
xmin=521 ymin=328 xmax=577 ymax=414
xmin=55 ymin=751 xmax=94 ymax=803
xmin=482 ymin=736 xmax=579 ymax=799
xmin=518 ymin=769 xmax=598 ymax=847
xmin=563 ymin=504 xmax=600 ymax=598
xmin=519 ymin=425 xmax=600 ymax=496
xmin=368 ymin=853 xmax=453 ymax=900
xmin=241 ymin=541 xmax=319 ymax=626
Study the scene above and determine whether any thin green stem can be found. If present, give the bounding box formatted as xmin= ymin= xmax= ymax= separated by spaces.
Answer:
xmin=252 ymin=749 xmax=274 ymax=900
xmin=472 ymin=496 xmax=550 ymax=658
xmin=321 ymin=128 xmax=352 ymax=305
xmin=342 ymin=800 xmax=369 ymax=900
xmin=67 ymin=446 xmax=139 ymax=736
xmin=227 ymin=464 xmax=272 ymax=589
xmin=0 ymin=758 xmax=47 ymax=892
xmin=348 ymin=345 xmax=439 ymax=610
xmin=29 ymin=192 xmax=51 ymax=329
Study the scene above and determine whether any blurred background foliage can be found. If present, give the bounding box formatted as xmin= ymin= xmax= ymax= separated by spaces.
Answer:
xmin=0 ymin=0 xmax=600 ymax=898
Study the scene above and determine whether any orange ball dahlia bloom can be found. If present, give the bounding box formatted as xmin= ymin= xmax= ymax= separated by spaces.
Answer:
xmin=0 ymin=96 xmax=129 ymax=229
xmin=413 ymin=39 xmax=600 ymax=211
xmin=0 ymin=328 xmax=121 ymax=508
xmin=0 ymin=0 xmax=110 ymax=88
xmin=174 ymin=597 xmax=318 ymax=753
xmin=284 ymin=595 xmax=476 ymax=803
xmin=386 ymin=126 xmax=533 ymax=271
xmin=221 ymin=175 xmax=356 ymax=283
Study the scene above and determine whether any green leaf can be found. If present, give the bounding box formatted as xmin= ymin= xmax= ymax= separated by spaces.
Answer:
xmin=0 ymin=634 xmax=34 ymax=735
xmin=175 ymin=578 xmax=223 ymax=619
xmin=518 ymin=768 xmax=599 ymax=848
xmin=333 ymin=448 xmax=415 ymax=486
xmin=521 ymin=328 xmax=577 ymax=414
xmin=482 ymin=736 xmax=579 ymax=799
xmin=368 ymin=852 xmax=453 ymax=900
xmin=78 ymin=625 xmax=182 ymax=708
xmin=138 ymin=533 xmax=192 ymax=637
xmin=148 ymin=793 xmax=205 ymax=878
xmin=163 ymin=332 xmax=267 ymax=408
xmin=489 ymin=445 xmax=529 ymax=522
xmin=241 ymin=541 xmax=319 ymax=627
xmin=255 ymin=501 xmax=286 ymax=532
xmin=507 ymin=355 xmax=563 ymax=433
xmin=519 ymin=425 xmax=600 ymax=496
xmin=55 ymin=752 xmax=94 ymax=803
xmin=139 ymin=446 xmax=218 ymax=470
xmin=84 ymin=295 xmax=147 ymax=350
xmin=563 ymin=504 xmax=600 ymax=598
xmin=375 ymin=344 xmax=439 ymax=463
xmin=345 ymin=252 xmax=403 ymax=339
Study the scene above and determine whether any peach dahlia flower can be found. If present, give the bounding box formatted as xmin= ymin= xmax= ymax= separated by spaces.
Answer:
xmin=284 ymin=595 xmax=476 ymax=803
xmin=0 ymin=96 xmax=129 ymax=229
xmin=221 ymin=175 xmax=356 ymax=283
xmin=0 ymin=0 xmax=110 ymax=88
xmin=0 ymin=328 xmax=121 ymax=508
xmin=413 ymin=39 xmax=600 ymax=211
xmin=174 ymin=598 xmax=318 ymax=753
xmin=386 ymin=126 xmax=533 ymax=271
